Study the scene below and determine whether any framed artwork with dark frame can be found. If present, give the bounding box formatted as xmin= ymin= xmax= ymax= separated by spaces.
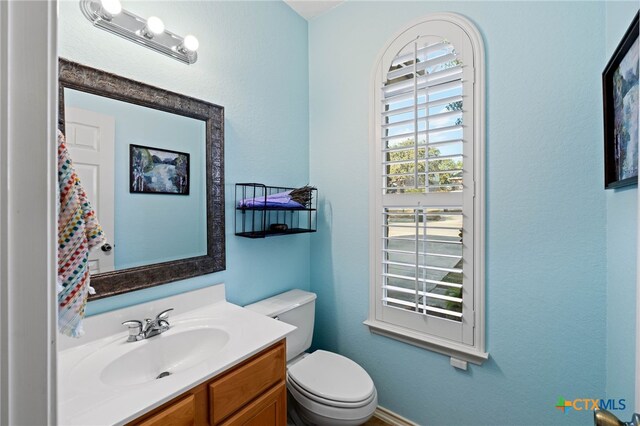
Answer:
xmin=130 ymin=144 xmax=190 ymax=195
xmin=603 ymin=11 xmax=639 ymax=189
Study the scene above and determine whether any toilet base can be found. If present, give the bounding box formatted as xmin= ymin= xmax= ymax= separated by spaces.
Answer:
xmin=287 ymin=386 xmax=377 ymax=426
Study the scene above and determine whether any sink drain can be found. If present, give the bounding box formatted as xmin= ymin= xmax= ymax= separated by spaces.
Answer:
xmin=156 ymin=371 xmax=172 ymax=379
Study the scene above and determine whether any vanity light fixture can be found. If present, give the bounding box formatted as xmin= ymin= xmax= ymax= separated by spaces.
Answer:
xmin=80 ymin=0 xmax=199 ymax=64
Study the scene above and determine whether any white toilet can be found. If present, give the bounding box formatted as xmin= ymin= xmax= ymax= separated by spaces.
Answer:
xmin=245 ymin=289 xmax=377 ymax=426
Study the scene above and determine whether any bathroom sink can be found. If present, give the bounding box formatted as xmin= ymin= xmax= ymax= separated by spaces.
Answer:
xmin=99 ymin=327 xmax=230 ymax=387
xmin=67 ymin=325 xmax=231 ymax=389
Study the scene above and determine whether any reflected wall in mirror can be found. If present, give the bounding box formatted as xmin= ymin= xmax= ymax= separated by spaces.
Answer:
xmin=59 ymin=59 xmax=225 ymax=300
xmin=64 ymin=89 xmax=207 ymax=272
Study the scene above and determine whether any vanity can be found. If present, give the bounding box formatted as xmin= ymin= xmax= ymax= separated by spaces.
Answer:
xmin=58 ymin=284 xmax=295 ymax=425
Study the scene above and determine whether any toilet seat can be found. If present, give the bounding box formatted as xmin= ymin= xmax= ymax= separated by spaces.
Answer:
xmin=287 ymin=375 xmax=377 ymax=409
xmin=286 ymin=350 xmax=375 ymax=407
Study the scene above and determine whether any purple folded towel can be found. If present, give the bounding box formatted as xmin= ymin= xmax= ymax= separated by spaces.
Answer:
xmin=238 ymin=190 xmax=304 ymax=209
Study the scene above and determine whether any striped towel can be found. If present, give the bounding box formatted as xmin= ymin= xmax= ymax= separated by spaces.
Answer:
xmin=57 ymin=130 xmax=106 ymax=337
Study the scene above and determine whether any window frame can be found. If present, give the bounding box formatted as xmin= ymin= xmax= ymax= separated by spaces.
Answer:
xmin=365 ymin=13 xmax=487 ymax=365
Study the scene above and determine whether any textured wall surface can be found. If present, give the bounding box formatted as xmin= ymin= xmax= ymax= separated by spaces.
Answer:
xmin=309 ymin=2 xmax=608 ymax=424
xmin=605 ymin=1 xmax=638 ymax=419
xmin=59 ymin=1 xmax=310 ymax=315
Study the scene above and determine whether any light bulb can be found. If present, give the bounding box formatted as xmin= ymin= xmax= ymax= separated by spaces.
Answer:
xmin=100 ymin=0 xmax=121 ymax=16
xmin=146 ymin=16 xmax=165 ymax=35
xmin=183 ymin=35 xmax=199 ymax=52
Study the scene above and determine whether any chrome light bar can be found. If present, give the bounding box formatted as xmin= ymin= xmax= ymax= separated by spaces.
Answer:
xmin=80 ymin=0 xmax=198 ymax=65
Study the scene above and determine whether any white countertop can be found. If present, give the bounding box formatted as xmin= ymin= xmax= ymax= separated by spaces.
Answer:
xmin=58 ymin=284 xmax=295 ymax=426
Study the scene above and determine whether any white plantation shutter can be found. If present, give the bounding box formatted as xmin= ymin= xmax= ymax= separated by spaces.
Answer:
xmin=381 ymin=208 xmax=463 ymax=319
xmin=382 ymin=35 xmax=465 ymax=194
xmin=369 ymin=14 xmax=486 ymax=359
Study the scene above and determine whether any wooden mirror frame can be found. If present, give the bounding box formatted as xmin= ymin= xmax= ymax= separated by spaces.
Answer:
xmin=58 ymin=58 xmax=225 ymax=300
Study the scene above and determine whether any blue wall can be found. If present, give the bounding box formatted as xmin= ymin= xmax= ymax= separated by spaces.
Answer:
xmin=309 ymin=2 xmax=608 ymax=424
xmin=64 ymin=89 xmax=207 ymax=270
xmin=59 ymin=1 xmax=310 ymax=315
xmin=605 ymin=1 xmax=638 ymax=419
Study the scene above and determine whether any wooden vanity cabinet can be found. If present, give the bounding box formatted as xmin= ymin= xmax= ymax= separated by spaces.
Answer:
xmin=127 ymin=340 xmax=286 ymax=426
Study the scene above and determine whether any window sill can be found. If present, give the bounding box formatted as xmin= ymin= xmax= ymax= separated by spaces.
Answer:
xmin=364 ymin=319 xmax=489 ymax=366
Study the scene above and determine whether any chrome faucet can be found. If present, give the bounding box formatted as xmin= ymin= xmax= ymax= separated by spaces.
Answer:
xmin=122 ymin=308 xmax=174 ymax=342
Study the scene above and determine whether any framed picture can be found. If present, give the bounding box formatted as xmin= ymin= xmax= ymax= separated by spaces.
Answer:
xmin=603 ymin=11 xmax=639 ymax=189
xmin=130 ymin=144 xmax=190 ymax=195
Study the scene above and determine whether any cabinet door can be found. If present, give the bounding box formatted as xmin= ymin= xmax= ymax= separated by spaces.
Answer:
xmin=221 ymin=382 xmax=286 ymax=426
xmin=210 ymin=341 xmax=285 ymax=424
xmin=136 ymin=394 xmax=195 ymax=426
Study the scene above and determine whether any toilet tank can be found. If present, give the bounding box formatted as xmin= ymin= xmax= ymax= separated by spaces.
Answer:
xmin=244 ymin=289 xmax=317 ymax=361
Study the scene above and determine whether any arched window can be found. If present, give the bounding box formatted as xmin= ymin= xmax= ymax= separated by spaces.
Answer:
xmin=366 ymin=13 xmax=487 ymax=364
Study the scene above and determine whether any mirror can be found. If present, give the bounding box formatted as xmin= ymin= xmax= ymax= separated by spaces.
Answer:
xmin=58 ymin=58 xmax=225 ymax=300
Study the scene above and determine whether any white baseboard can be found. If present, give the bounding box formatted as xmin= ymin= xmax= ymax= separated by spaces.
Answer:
xmin=373 ymin=406 xmax=418 ymax=426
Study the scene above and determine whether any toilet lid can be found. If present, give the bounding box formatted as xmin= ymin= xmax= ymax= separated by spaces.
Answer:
xmin=287 ymin=350 xmax=375 ymax=403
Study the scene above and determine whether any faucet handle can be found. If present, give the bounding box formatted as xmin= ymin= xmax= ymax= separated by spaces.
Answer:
xmin=156 ymin=308 xmax=174 ymax=321
xmin=122 ymin=319 xmax=142 ymax=330
xmin=122 ymin=320 xmax=143 ymax=342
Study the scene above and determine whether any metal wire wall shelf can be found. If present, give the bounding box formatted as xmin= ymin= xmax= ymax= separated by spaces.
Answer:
xmin=235 ymin=183 xmax=317 ymax=238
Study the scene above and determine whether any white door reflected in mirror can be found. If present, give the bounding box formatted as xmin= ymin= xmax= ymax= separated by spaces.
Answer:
xmin=65 ymin=107 xmax=116 ymax=274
